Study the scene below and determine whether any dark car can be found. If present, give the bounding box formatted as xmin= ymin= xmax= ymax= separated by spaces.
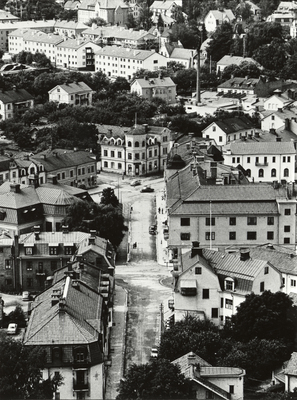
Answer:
xmin=140 ymin=186 xmax=154 ymax=193
xmin=149 ymin=225 xmax=157 ymax=234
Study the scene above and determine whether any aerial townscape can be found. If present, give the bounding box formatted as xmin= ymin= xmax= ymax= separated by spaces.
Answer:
xmin=4 ymin=0 xmax=297 ymax=399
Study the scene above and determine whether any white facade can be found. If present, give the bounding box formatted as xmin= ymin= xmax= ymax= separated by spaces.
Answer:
xmin=204 ymin=9 xmax=235 ymax=32
xmin=263 ymin=94 xmax=293 ymax=111
xmin=202 ymin=121 xmax=255 ymax=146
xmin=94 ymin=46 xmax=168 ymax=80
xmin=223 ymin=141 xmax=296 ymax=183
xmin=56 ymin=39 xmax=100 ymax=69
xmin=48 ymin=82 xmax=93 ymax=105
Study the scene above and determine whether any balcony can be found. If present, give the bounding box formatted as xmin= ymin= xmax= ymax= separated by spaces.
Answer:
xmin=255 ymin=161 xmax=268 ymax=166
xmin=73 ymin=381 xmax=89 ymax=391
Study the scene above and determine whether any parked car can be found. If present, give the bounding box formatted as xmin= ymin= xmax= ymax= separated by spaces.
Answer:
xmin=140 ymin=186 xmax=154 ymax=193
xmin=130 ymin=179 xmax=141 ymax=186
xmin=150 ymin=347 xmax=158 ymax=358
xmin=7 ymin=323 xmax=18 ymax=335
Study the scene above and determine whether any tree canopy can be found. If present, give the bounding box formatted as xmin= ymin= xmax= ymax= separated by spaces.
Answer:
xmin=0 ymin=333 xmax=62 ymax=399
xmin=116 ymin=358 xmax=194 ymax=399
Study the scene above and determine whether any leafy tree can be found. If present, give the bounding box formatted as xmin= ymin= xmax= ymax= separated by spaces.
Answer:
xmin=8 ymin=305 xmax=26 ymax=328
xmin=252 ymin=38 xmax=287 ymax=71
xmin=101 ymin=187 xmax=119 ymax=207
xmin=85 ymin=17 xmax=107 ymax=27
xmin=206 ymin=22 xmax=235 ymax=61
xmin=229 ymin=291 xmax=296 ymax=344
xmin=0 ymin=332 xmax=63 ymax=399
xmin=138 ymin=2 xmax=153 ymax=31
xmin=221 ymin=61 xmax=262 ymax=79
xmin=158 ymin=316 xmax=222 ymax=363
xmin=245 ymin=22 xmax=284 ymax=57
xmin=116 ymin=358 xmax=194 ymax=399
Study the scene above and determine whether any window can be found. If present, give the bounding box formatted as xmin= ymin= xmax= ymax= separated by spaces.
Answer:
xmin=49 ymin=246 xmax=58 ymax=255
xmin=247 ymin=231 xmax=257 ymax=240
xmin=128 ymin=153 xmax=132 ymax=160
xmin=247 ymin=157 xmax=250 ymax=163
xmin=283 ymin=156 xmax=286 ymax=162
xmin=229 ymin=217 xmax=236 ymax=225
xmin=51 ymin=261 xmax=58 ymax=271
xmin=267 ymin=217 xmax=274 ymax=225
xmin=264 ymin=266 xmax=269 ymax=274
xmin=225 ymin=279 xmax=234 ymax=291
xmin=103 ymin=150 xmax=108 ymax=156
xmin=229 ymin=386 xmax=234 ymax=395
xmin=202 ymin=289 xmax=209 ymax=299
xmin=195 ymin=267 xmax=202 ymax=274
xmin=118 ymin=152 xmax=122 ymax=158
xmin=288 ymin=156 xmax=291 ymax=162
xmin=38 ymin=262 xmax=43 ymax=272
xmin=291 ymin=279 xmax=296 ymax=287
xmin=284 ymin=225 xmax=291 ymax=232
xmin=225 ymin=299 xmax=233 ymax=309
xmin=64 ymin=246 xmax=73 ymax=255
xmin=180 ymin=218 xmax=190 ymax=226
xmin=206 ymin=391 xmax=214 ymax=399
xmin=26 ymin=261 xmax=33 ymax=271
xmin=111 ymin=151 xmax=115 ymax=157
xmin=260 ymin=282 xmax=265 ymax=292
xmin=285 ymin=209 xmax=291 ymax=215
xmin=219 ymin=136 xmax=222 ymax=142
xmin=211 ymin=308 xmax=218 ymax=318
xmin=247 ymin=217 xmax=257 ymax=225
xmin=5 ymin=259 xmax=11 ymax=269
xmin=271 ymin=168 xmax=276 ymax=177
xmin=205 ymin=217 xmax=215 ymax=226
xmin=229 ymin=231 xmax=236 ymax=240
xmin=267 ymin=231 xmax=274 ymax=240
xmin=205 ymin=232 xmax=215 ymax=240
xmin=272 ymin=156 xmax=276 ymax=162
xmin=259 ymin=168 xmax=264 ymax=178
xmin=25 ymin=246 xmax=33 ymax=255
xmin=284 ymin=237 xmax=291 ymax=244
xmin=284 ymin=168 xmax=289 ymax=177
xmin=232 ymin=157 xmax=235 ymax=163
xmin=212 ymin=126 xmax=216 ymax=131
xmin=180 ymin=233 xmax=190 ymax=240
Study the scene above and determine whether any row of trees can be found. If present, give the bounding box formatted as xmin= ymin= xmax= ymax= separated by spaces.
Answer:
xmin=117 ymin=291 xmax=297 ymax=398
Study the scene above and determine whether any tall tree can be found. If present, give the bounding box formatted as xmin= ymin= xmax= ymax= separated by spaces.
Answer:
xmin=206 ymin=22 xmax=235 ymax=61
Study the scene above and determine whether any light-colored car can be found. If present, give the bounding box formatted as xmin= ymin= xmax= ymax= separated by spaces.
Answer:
xmin=150 ymin=347 xmax=158 ymax=358
xmin=130 ymin=179 xmax=141 ymax=186
xmin=7 ymin=323 xmax=18 ymax=335
xmin=22 ymin=291 xmax=30 ymax=301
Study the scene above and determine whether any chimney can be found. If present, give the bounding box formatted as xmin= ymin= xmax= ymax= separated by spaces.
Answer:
xmin=34 ymin=225 xmax=40 ymax=240
xmin=41 ymin=154 xmax=46 ymax=159
xmin=240 ymin=248 xmax=250 ymax=261
xmin=10 ymin=183 xmax=20 ymax=193
xmin=210 ymin=161 xmax=217 ymax=179
xmin=59 ymin=297 xmax=66 ymax=312
xmin=191 ymin=241 xmax=202 ymax=258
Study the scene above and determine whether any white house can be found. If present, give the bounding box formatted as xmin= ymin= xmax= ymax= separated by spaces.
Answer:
xmin=263 ymin=92 xmax=294 ymax=111
xmin=56 ymin=38 xmax=101 ymax=70
xmin=216 ymin=54 xmax=262 ymax=74
xmin=202 ymin=117 xmax=255 ymax=145
xmin=223 ymin=140 xmax=296 ymax=183
xmin=48 ymin=81 xmax=94 ymax=105
xmin=204 ymin=9 xmax=235 ymax=32
xmin=0 ymin=88 xmax=34 ymax=120
xmin=94 ymin=46 xmax=168 ymax=80
xmin=261 ymin=108 xmax=297 ymax=132
xmin=131 ymin=76 xmax=176 ymax=104
xmin=77 ymin=0 xmax=130 ymax=25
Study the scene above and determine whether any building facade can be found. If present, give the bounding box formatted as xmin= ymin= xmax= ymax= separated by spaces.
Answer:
xmin=48 ymin=81 xmax=94 ymax=105
xmin=131 ymin=76 xmax=176 ymax=104
xmin=0 ymin=88 xmax=34 ymax=120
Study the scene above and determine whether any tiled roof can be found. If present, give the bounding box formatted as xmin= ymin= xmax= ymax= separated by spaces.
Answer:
xmin=229 ymin=141 xmax=296 ymax=155
xmin=201 ymin=366 xmax=245 ymax=377
xmin=49 ymin=81 xmax=93 ymax=94
xmin=83 ymin=25 xmax=151 ymax=41
xmin=170 ymin=48 xmax=195 ymax=59
xmin=218 ymin=77 xmax=259 ymax=90
xmin=94 ymin=45 xmax=160 ymax=61
xmin=205 ymin=116 xmax=254 ymax=134
xmin=172 ymin=352 xmax=212 ymax=374
xmin=9 ymin=28 xmax=64 ymax=44
xmin=32 ymin=150 xmax=95 ymax=172
xmin=0 ymin=10 xmax=18 ymax=20
xmin=248 ymin=246 xmax=297 ymax=274
xmin=133 ymin=77 xmax=175 ymax=88
xmin=19 ymin=231 xmax=89 ymax=245
xmin=208 ymin=9 xmax=235 ymax=19
xmin=57 ymin=37 xmax=94 ymax=49
xmin=284 ymin=352 xmax=297 ymax=376
xmin=217 ymin=55 xmax=260 ymax=67
xmin=0 ymin=182 xmax=40 ymax=208
xmin=0 ymin=88 xmax=34 ymax=104
xmin=151 ymin=0 xmax=175 ymax=10
xmin=0 ymin=19 xmax=55 ymax=30
xmin=54 ymin=20 xmax=87 ymax=30
xmin=262 ymin=108 xmax=297 ymax=120
xmin=24 ymin=276 xmax=103 ymax=345
xmin=78 ymin=0 xmax=96 ymax=10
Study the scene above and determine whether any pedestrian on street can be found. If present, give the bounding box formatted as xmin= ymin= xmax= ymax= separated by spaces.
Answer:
xmin=158 ymin=207 xmax=160 ymax=213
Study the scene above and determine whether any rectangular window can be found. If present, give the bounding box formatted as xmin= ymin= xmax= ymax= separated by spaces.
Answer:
xmin=229 ymin=231 xmax=236 ymax=240
xmin=272 ymin=156 xmax=276 ymax=162
xmin=205 ymin=232 xmax=215 ymax=240
xmin=291 ymin=279 xmax=296 ymax=287
xmin=247 ymin=231 xmax=257 ymax=240
xmin=264 ymin=266 xmax=269 ymax=274
xmin=195 ymin=267 xmax=202 ymax=274
xmin=283 ymin=156 xmax=286 ymax=162
xmin=247 ymin=157 xmax=250 ymax=163
xmin=180 ymin=218 xmax=190 ymax=226
xmin=25 ymin=247 xmax=33 ymax=255
xmin=284 ymin=237 xmax=291 ymax=244
xmin=229 ymin=217 xmax=236 ymax=225
xmin=5 ymin=259 xmax=11 ymax=269
xmin=225 ymin=299 xmax=233 ymax=309
xmin=203 ymin=289 xmax=209 ymax=299
xmin=284 ymin=225 xmax=291 ymax=232
xmin=26 ymin=261 xmax=33 ymax=271
xmin=49 ymin=246 xmax=58 ymax=255
xmin=260 ymin=282 xmax=265 ymax=292
xmin=205 ymin=217 xmax=215 ymax=226
xmin=180 ymin=233 xmax=190 ymax=240
xmin=64 ymin=246 xmax=73 ymax=255
xmin=211 ymin=308 xmax=218 ymax=318
xmin=247 ymin=216 xmax=257 ymax=225
xmin=103 ymin=150 xmax=108 ymax=156
xmin=111 ymin=151 xmax=115 ymax=157
xmin=219 ymin=136 xmax=222 ymax=142
xmin=267 ymin=231 xmax=274 ymax=240
xmin=285 ymin=209 xmax=291 ymax=215
xmin=267 ymin=217 xmax=274 ymax=225
xmin=229 ymin=386 xmax=234 ymax=394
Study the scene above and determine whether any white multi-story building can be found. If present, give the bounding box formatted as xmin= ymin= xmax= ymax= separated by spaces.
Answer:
xmin=94 ymin=45 xmax=168 ymax=80
xmin=56 ymin=37 xmax=101 ymax=69
xmin=8 ymin=29 xmax=63 ymax=64
xmin=223 ymin=141 xmax=296 ymax=183
xmin=204 ymin=9 xmax=235 ymax=32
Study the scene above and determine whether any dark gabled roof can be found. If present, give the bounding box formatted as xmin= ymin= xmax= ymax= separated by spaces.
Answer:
xmin=0 ymin=88 xmax=33 ymax=104
xmin=31 ymin=151 xmax=96 ymax=172
xmin=218 ymin=77 xmax=259 ymax=90
xmin=204 ymin=116 xmax=254 ymax=134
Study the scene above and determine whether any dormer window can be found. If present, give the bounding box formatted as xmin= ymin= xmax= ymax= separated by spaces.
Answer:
xmin=225 ymin=277 xmax=234 ymax=291
xmin=73 ymin=346 xmax=87 ymax=363
xmin=24 ymin=243 xmax=34 ymax=255
xmin=49 ymin=243 xmax=59 ymax=255
xmin=64 ymin=244 xmax=74 ymax=255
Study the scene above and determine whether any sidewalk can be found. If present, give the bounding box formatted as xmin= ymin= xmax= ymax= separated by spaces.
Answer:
xmin=105 ymin=283 xmax=128 ymax=400
xmin=155 ymin=190 xmax=169 ymax=267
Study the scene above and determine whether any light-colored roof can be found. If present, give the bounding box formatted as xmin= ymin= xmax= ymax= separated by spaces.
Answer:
xmin=57 ymin=37 xmax=96 ymax=49
xmin=19 ymin=231 xmax=89 ymax=245
xmin=207 ymin=9 xmax=235 ymax=20
xmin=217 ymin=55 xmax=260 ymax=67
xmin=132 ymin=76 xmax=175 ymax=88
xmin=0 ymin=9 xmax=19 ymax=21
xmin=0 ymin=19 xmax=55 ymax=31
xmin=94 ymin=45 xmax=161 ymax=61
xmin=49 ymin=81 xmax=93 ymax=94
xmin=229 ymin=140 xmax=296 ymax=155
xmin=284 ymin=352 xmax=297 ymax=376
xmin=150 ymin=0 xmax=177 ymax=10
xmin=170 ymin=48 xmax=195 ymax=60
xmin=9 ymin=28 xmax=64 ymax=45
xmin=54 ymin=20 xmax=88 ymax=30
xmin=83 ymin=25 xmax=151 ymax=41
